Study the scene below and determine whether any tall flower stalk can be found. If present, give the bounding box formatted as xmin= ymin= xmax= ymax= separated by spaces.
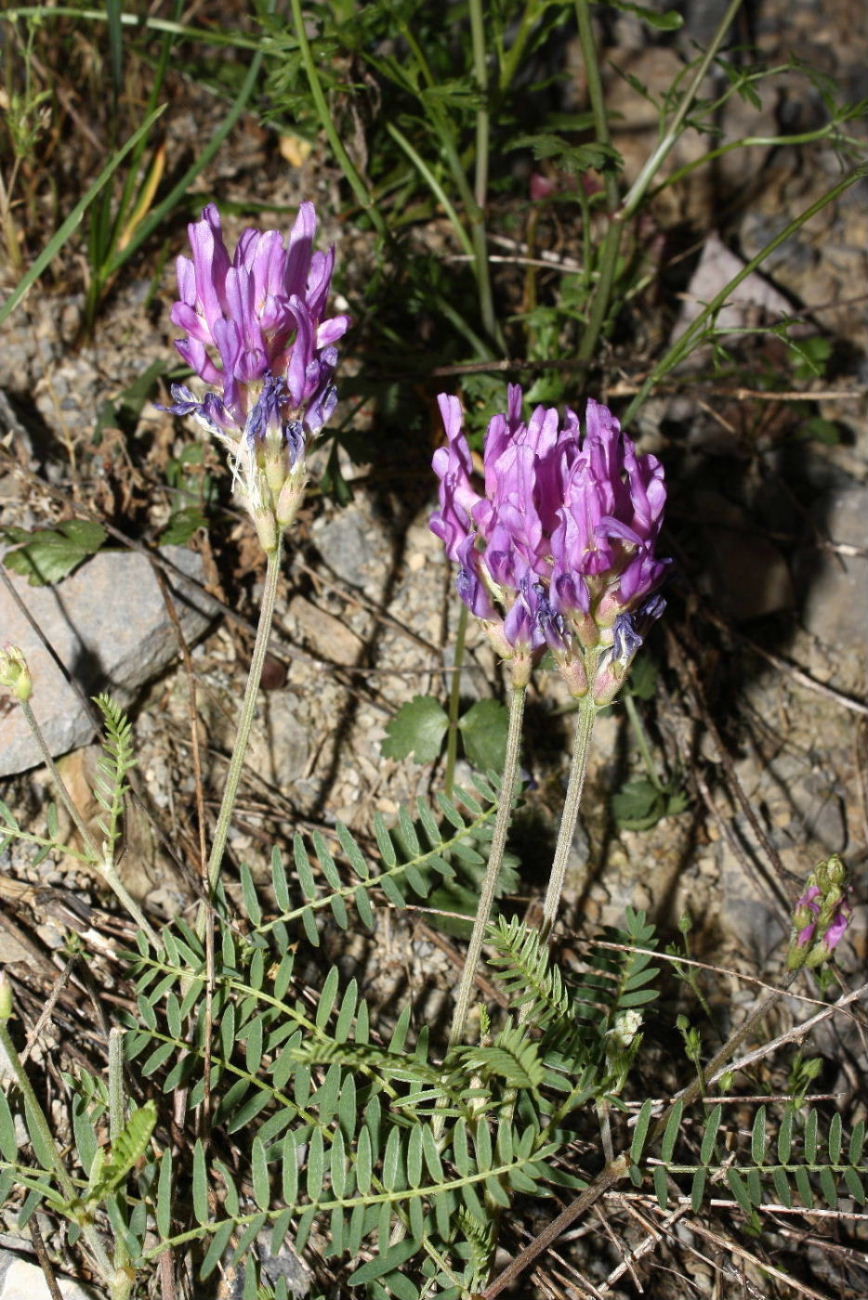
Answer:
xmin=431 ymin=387 xmax=669 ymax=1033
xmin=166 ymin=203 xmax=349 ymax=896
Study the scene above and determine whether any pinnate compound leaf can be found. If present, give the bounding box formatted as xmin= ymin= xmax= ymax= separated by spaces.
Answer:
xmin=381 ymin=695 xmax=448 ymax=763
xmin=2 ymin=520 xmax=107 ymax=586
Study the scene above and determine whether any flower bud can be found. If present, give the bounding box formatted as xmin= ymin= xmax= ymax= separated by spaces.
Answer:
xmin=0 ymin=971 xmax=13 ymax=1022
xmin=0 ymin=646 xmax=33 ymax=702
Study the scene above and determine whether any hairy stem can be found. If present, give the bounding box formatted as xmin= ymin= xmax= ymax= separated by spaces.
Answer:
xmin=206 ymin=539 xmax=283 ymax=896
xmin=444 ymin=602 xmax=469 ymax=799
xmin=483 ymin=968 xmax=800 ymax=1298
xmin=448 ymin=684 xmax=526 ymax=1048
xmin=541 ymin=690 xmax=598 ymax=938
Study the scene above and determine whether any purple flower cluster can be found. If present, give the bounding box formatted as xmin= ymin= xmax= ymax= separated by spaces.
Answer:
xmin=166 ymin=203 xmax=350 ymax=549
xmin=788 ymin=855 xmax=852 ymax=969
xmin=430 ymin=385 xmax=670 ymax=695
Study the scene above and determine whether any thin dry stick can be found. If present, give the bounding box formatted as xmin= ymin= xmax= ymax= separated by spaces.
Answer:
xmin=686 ymin=1218 xmax=834 ymax=1300
xmin=29 ymin=1218 xmax=64 ymax=1300
xmin=599 ymin=1198 xmax=691 ymax=1296
xmin=20 ymin=955 xmax=76 ymax=1067
xmin=707 ymin=979 xmax=868 ymax=1084
xmin=482 ymin=968 xmax=802 ymax=1297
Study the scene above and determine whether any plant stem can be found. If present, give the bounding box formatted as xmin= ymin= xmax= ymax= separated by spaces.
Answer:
xmin=619 ymin=0 xmax=746 ymax=222
xmin=288 ymin=0 xmax=387 ymax=239
xmin=205 ymin=539 xmax=283 ymax=897
xmin=623 ymin=691 xmax=663 ymax=790
xmin=444 ymin=603 xmax=469 ymax=799
xmin=574 ymin=0 xmax=623 ymax=366
xmin=18 ymin=699 xmax=99 ymax=857
xmin=622 ymin=162 xmax=867 ymax=424
xmin=448 ymin=684 xmax=526 ymax=1049
xmin=541 ymin=691 xmax=598 ymax=939
xmin=18 ymin=697 xmax=160 ymax=947
xmin=0 ymin=1019 xmax=116 ymax=1285
xmin=468 ymin=0 xmax=503 ymax=350
xmin=482 ymin=968 xmax=799 ymax=1299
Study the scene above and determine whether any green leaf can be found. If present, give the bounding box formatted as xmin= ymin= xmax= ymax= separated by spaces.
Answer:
xmin=700 ymin=1105 xmax=723 ymax=1166
xmin=381 ymin=696 xmax=449 ymax=763
xmin=348 ymin=1238 xmax=420 ymax=1285
xmin=199 ymin=1219 xmax=234 ymax=1279
xmin=778 ymin=1109 xmax=794 ymax=1165
xmin=158 ymin=506 xmax=207 ymax=546
xmin=457 ymin=698 xmax=509 ymax=772
xmin=690 ymin=1167 xmax=707 ymax=1212
xmin=3 ymin=520 xmax=107 ymax=586
xmin=726 ymin=1168 xmax=754 ymax=1218
xmin=818 ymin=1165 xmax=838 ymax=1209
xmin=772 ymin=1167 xmax=792 ymax=1208
xmin=0 ymin=1088 xmax=18 ymax=1161
xmin=192 ymin=1139 xmax=209 ymax=1225
xmin=751 ymin=1107 xmax=767 ymax=1165
xmin=252 ymin=1136 xmax=269 ymax=1210
xmin=630 ymin=1099 xmax=654 ymax=1165
xmin=661 ymin=1100 xmax=682 ymax=1164
xmin=653 ymin=1165 xmax=668 ymax=1210
xmin=828 ymin=1113 xmax=842 ymax=1165
xmin=603 ymin=0 xmax=683 ymax=29
xmin=156 ymin=1149 xmax=172 ymax=1240
xmin=805 ymin=1108 xmax=819 ymax=1163
xmin=612 ymin=777 xmax=667 ymax=831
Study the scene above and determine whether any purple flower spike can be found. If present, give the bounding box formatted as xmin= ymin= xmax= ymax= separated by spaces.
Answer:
xmin=788 ymin=857 xmax=853 ymax=970
xmin=167 ymin=202 xmax=350 ymax=550
xmin=430 ymin=386 xmax=670 ymax=693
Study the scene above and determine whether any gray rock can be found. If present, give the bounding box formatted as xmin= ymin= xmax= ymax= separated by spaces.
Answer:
xmin=0 ymin=546 xmax=215 ymax=776
xmin=795 ymin=484 xmax=868 ymax=674
xmin=0 ymin=1253 xmax=98 ymax=1300
xmin=312 ymin=498 xmax=392 ymax=596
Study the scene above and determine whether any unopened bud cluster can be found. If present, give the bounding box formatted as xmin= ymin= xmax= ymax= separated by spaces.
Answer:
xmin=787 ymin=854 xmax=852 ymax=970
xmin=430 ymin=386 xmax=670 ymax=697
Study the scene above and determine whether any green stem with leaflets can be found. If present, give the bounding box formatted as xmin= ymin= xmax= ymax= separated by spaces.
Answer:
xmin=0 ymin=1011 xmax=117 ymax=1291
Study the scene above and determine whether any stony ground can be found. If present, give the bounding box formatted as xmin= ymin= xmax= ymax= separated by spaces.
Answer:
xmin=0 ymin=2 xmax=866 ymax=1297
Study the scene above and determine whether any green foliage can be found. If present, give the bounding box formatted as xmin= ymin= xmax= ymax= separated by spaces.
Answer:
xmin=382 ymin=695 xmax=449 ymax=764
xmin=382 ymin=694 xmax=509 ymax=772
xmin=1 ymin=519 xmax=108 ymax=586
xmin=611 ymin=776 xmax=690 ymax=830
xmin=93 ymin=694 xmax=138 ymax=851
xmin=641 ymin=1103 xmax=867 ymax=1222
